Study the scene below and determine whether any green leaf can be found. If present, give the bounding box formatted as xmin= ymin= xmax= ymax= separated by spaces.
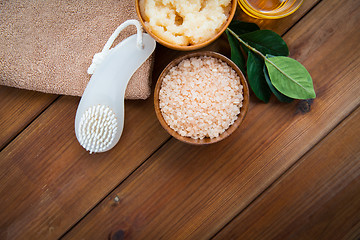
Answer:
xmin=247 ymin=51 xmax=271 ymax=102
xmin=226 ymin=30 xmax=246 ymax=73
xmin=265 ymin=56 xmax=316 ymax=99
xmin=263 ymin=65 xmax=293 ymax=103
xmin=240 ymin=30 xmax=289 ymax=56
xmin=228 ymin=20 xmax=260 ymax=35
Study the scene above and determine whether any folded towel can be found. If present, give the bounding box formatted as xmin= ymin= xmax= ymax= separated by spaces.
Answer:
xmin=0 ymin=0 xmax=153 ymax=99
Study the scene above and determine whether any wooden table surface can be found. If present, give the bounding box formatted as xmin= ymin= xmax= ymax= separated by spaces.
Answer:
xmin=1 ymin=0 xmax=359 ymax=239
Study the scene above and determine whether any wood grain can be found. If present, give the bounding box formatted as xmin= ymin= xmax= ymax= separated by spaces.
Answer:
xmin=0 ymin=86 xmax=57 ymax=149
xmin=0 ymin=0 xmax=344 ymax=239
xmin=0 ymin=94 xmax=169 ymax=239
xmin=214 ymin=107 xmax=360 ymax=240
xmin=64 ymin=0 xmax=360 ymax=239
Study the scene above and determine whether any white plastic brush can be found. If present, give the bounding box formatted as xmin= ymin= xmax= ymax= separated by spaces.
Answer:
xmin=75 ymin=20 xmax=156 ymax=153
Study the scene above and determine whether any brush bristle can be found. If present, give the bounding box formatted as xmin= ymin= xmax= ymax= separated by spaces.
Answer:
xmin=78 ymin=105 xmax=117 ymax=153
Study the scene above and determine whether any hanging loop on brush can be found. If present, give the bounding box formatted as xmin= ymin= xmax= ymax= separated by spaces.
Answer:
xmin=87 ymin=19 xmax=144 ymax=75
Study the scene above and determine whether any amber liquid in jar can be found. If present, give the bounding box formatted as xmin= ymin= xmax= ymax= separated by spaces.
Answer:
xmin=238 ymin=0 xmax=302 ymax=19
xmin=247 ymin=0 xmax=288 ymax=12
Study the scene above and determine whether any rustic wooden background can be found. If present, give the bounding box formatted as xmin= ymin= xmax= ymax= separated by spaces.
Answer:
xmin=0 ymin=0 xmax=359 ymax=239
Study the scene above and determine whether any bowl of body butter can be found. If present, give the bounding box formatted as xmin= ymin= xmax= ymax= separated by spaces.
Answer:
xmin=136 ymin=0 xmax=237 ymax=51
xmin=154 ymin=51 xmax=249 ymax=145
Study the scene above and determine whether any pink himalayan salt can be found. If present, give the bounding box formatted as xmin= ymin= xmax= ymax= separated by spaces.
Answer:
xmin=159 ymin=56 xmax=243 ymax=139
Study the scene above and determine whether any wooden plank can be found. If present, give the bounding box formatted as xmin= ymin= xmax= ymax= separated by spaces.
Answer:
xmin=0 ymin=86 xmax=57 ymax=149
xmin=0 ymin=93 xmax=170 ymax=239
xmin=0 ymin=0 xmax=319 ymax=239
xmin=214 ymin=107 xmax=360 ymax=240
xmin=64 ymin=0 xmax=360 ymax=239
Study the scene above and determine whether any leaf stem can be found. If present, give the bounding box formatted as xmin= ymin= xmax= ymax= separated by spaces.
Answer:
xmin=227 ymin=28 xmax=266 ymax=60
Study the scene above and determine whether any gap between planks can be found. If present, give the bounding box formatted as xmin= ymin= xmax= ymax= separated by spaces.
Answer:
xmin=0 ymin=96 xmax=60 ymax=152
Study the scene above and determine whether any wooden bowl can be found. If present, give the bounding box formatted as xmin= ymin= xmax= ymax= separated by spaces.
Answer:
xmin=135 ymin=0 xmax=237 ymax=51
xmin=154 ymin=51 xmax=250 ymax=145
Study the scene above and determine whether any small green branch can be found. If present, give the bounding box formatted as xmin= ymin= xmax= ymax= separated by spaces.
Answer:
xmin=227 ymin=27 xmax=311 ymax=93
xmin=227 ymin=28 xmax=281 ymax=73
xmin=227 ymin=28 xmax=266 ymax=59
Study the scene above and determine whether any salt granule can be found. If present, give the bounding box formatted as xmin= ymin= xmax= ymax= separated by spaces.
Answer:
xmin=159 ymin=56 xmax=243 ymax=139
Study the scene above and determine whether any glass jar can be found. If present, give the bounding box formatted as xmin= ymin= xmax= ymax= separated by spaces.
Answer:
xmin=238 ymin=0 xmax=303 ymax=19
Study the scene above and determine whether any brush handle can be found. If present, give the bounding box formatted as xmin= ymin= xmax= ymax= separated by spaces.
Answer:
xmin=75 ymin=33 xmax=155 ymax=152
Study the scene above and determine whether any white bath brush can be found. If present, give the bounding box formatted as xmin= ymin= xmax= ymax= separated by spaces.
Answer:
xmin=75 ymin=20 xmax=156 ymax=153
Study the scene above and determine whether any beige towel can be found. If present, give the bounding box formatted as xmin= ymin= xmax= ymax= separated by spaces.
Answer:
xmin=0 ymin=0 xmax=153 ymax=99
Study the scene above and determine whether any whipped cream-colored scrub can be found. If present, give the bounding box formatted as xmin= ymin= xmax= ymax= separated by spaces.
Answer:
xmin=139 ymin=0 xmax=232 ymax=46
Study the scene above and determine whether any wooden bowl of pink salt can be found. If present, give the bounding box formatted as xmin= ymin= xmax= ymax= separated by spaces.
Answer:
xmin=154 ymin=51 xmax=250 ymax=144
